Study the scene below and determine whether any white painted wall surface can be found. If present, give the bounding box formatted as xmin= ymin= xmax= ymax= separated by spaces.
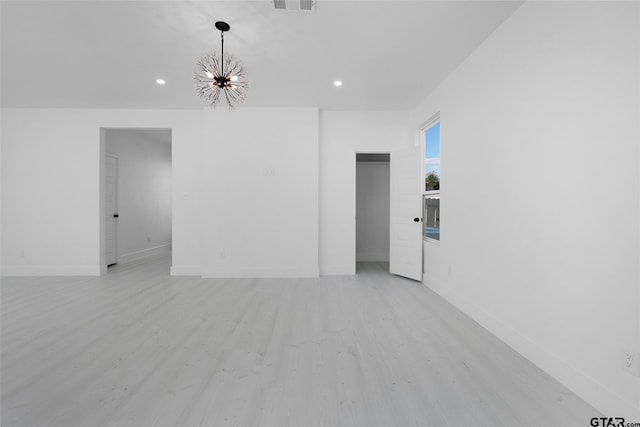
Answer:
xmin=201 ymin=108 xmax=319 ymax=278
xmin=1 ymin=110 xmax=98 ymax=275
xmin=356 ymin=162 xmax=390 ymax=262
xmin=414 ymin=1 xmax=640 ymax=418
xmin=105 ymin=129 xmax=172 ymax=264
xmin=319 ymin=111 xmax=412 ymax=275
xmin=0 ymin=109 xmax=201 ymax=276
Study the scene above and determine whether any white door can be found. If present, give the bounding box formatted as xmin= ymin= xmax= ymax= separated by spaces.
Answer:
xmin=105 ymin=155 xmax=118 ymax=266
xmin=390 ymin=145 xmax=423 ymax=281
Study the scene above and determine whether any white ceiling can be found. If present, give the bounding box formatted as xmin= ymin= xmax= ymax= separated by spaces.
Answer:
xmin=1 ymin=0 xmax=523 ymax=111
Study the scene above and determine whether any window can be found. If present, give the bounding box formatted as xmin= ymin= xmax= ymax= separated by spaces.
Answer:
xmin=424 ymin=196 xmax=440 ymax=240
xmin=423 ymin=120 xmax=440 ymax=241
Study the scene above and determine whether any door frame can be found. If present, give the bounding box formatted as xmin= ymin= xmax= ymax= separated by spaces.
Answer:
xmin=99 ymin=127 xmax=173 ymax=275
xmin=354 ymin=148 xmax=392 ymax=272
xmin=105 ymin=153 xmax=119 ymax=266
xmin=99 ymin=128 xmax=108 ymax=274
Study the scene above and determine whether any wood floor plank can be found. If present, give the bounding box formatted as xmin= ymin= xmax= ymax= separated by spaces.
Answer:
xmin=1 ymin=258 xmax=599 ymax=426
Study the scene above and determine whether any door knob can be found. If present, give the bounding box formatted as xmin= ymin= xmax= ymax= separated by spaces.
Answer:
xmin=413 ymin=217 xmax=421 ymax=222
xmin=113 ymin=214 xmax=119 ymax=218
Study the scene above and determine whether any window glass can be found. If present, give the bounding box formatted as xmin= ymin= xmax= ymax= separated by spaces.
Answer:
xmin=425 ymin=122 xmax=440 ymax=191
xmin=424 ymin=196 xmax=440 ymax=240
xmin=424 ymin=121 xmax=440 ymax=241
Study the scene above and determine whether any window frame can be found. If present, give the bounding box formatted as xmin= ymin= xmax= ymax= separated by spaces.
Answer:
xmin=421 ymin=114 xmax=440 ymax=244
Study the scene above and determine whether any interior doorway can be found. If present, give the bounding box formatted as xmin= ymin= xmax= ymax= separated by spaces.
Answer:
xmin=105 ymin=154 xmax=119 ymax=266
xmin=100 ymin=128 xmax=172 ymax=273
xmin=356 ymin=153 xmax=390 ymax=273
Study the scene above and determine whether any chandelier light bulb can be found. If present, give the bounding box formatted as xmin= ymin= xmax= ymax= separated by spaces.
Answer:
xmin=230 ymin=75 xmax=238 ymax=82
xmin=205 ymin=71 xmax=214 ymax=79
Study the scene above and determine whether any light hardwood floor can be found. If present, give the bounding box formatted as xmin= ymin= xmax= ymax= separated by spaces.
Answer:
xmin=2 ymin=256 xmax=598 ymax=426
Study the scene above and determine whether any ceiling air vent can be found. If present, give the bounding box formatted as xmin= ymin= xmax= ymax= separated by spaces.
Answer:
xmin=274 ymin=0 xmax=315 ymax=12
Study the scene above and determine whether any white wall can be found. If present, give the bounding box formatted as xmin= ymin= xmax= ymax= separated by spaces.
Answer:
xmin=319 ymin=111 xmax=412 ymax=274
xmin=1 ymin=108 xmax=414 ymax=278
xmin=0 ymin=109 xmax=201 ymax=276
xmin=414 ymin=1 xmax=640 ymax=418
xmin=105 ymin=129 xmax=172 ymax=264
xmin=356 ymin=162 xmax=390 ymax=262
xmin=3 ymin=107 xmax=409 ymax=279
xmin=200 ymin=107 xmax=319 ymax=278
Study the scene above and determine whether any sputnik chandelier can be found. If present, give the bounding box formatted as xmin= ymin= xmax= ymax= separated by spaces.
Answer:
xmin=194 ymin=21 xmax=249 ymax=109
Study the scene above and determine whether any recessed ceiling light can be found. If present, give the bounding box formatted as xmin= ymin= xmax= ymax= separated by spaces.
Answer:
xmin=156 ymin=79 xmax=166 ymax=85
xmin=334 ymin=81 xmax=343 ymax=87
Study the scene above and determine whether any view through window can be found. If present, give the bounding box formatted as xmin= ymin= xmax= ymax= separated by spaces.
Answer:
xmin=424 ymin=121 xmax=440 ymax=241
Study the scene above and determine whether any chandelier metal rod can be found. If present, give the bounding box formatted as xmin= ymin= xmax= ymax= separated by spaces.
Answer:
xmin=220 ymin=30 xmax=224 ymax=77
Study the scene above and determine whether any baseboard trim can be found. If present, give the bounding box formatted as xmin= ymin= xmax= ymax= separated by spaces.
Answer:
xmin=201 ymin=267 xmax=320 ymax=278
xmin=118 ymin=243 xmax=171 ymax=265
xmin=320 ymin=263 xmax=356 ymax=275
xmin=423 ymin=274 xmax=640 ymax=419
xmin=172 ymin=266 xmax=322 ymax=278
xmin=170 ymin=265 xmax=202 ymax=276
xmin=1 ymin=265 xmax=101 ymax=277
